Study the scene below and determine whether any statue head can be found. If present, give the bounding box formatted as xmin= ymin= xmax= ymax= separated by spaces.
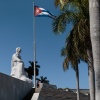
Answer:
xmin=16 ymin=47 xmax=21 ymax=54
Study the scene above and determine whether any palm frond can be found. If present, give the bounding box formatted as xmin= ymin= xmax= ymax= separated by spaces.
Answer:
xmin=53 ymin=11 xmax=77 ymax=34
xmin=53 ymin=0 xmax=92 ymax=75
xmin=54 ymin=0 xmax=68 ymax=9
xmin=63 ymin=57 xmax=69 ymax=71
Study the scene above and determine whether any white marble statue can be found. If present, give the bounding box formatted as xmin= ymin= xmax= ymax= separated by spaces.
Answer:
xmin=10 ymin=47 xmax=32 ymax=83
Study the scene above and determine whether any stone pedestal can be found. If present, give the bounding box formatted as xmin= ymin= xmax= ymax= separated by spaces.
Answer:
xmin=0 ymin=72 xmax=33 ymax=100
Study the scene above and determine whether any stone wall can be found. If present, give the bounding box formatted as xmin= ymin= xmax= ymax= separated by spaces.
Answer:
xmin=69 ymin=89 xmax=89 ymax=94
xmin=0 ymin=72 xmax=33 ymax=100
xmin=32 ymin=83 xmax=90 ymax=100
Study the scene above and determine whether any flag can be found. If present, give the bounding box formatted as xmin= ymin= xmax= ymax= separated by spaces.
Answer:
xmin=34 ymin=6 xmax=56 ymax=19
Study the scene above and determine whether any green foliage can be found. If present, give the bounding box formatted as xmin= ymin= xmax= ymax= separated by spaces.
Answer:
xmin=36 ymin=76 xmax=49 ymax=84
xmin=53 ymin=0 xmax=91 ymax=70
xmin=24 ymin=61 xmax=40 ymax=79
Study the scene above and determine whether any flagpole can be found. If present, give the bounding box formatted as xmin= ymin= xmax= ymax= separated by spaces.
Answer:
xmin=33 ymin=2 xmax=36 ymax=88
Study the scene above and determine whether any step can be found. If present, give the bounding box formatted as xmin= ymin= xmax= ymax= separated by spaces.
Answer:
xmin=31 ymin=93 xmax=39 ymax=100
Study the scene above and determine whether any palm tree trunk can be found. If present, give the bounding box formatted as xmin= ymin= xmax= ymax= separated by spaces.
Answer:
xmin=87 ymin=49 xmax=95 ymax=100
xmin=75 ymin=65 xmax=80 ymax=100
xmin=89 ymin=1 xmax=100 ymax=100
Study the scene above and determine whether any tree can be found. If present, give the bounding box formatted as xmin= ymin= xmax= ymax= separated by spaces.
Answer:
xmin=53 ymin=0 xmax=95 ymax=100
xmin=89 ymin=0 xmax=100 ymax=100
xmin=61 ymin=41 xmax=80 ymax=100
xmin=24 ymin=61 xmax=40 ymax=80
xmin=36 ymin=76 xmax=49 ymax=84
xmin=61 ymin=22 xmax=95 ymax=100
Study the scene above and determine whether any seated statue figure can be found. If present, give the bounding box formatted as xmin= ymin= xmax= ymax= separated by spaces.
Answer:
xmin=10 ymin=47 xmax=32 ymax=83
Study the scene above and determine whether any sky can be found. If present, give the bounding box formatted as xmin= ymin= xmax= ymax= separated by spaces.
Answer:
xmin=0 ymin=0 xmax=89 ymax=89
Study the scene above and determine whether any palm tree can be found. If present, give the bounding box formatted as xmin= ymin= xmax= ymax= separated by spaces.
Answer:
xmin=89 ymin=1 xmax=100 ymax=100
xmin=24 ymin=61 xmax=40 ymax=79
xmin=61 ymin=21 xmax=95 ymax=100
xmin=61 ymin=40 xmax=80 ymax=100
xmin=69 ymin=18 xmax=95 ymax=100
xmin=53 ymin=0 xmax=95 ymax=100
xmin=36 ymin=76 xmax=49 ymax=84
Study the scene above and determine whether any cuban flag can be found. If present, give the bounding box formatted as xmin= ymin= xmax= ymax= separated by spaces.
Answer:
xmin=34 ymin=6 xmax=56 ymax=19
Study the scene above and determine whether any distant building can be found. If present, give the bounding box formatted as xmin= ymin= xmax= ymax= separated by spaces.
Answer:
xmin=63 ymin=88 xmax=89 ymax=95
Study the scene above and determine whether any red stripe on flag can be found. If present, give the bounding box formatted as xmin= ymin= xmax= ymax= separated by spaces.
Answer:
xmin=34 ymin=6 xmax=42 ymax=16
